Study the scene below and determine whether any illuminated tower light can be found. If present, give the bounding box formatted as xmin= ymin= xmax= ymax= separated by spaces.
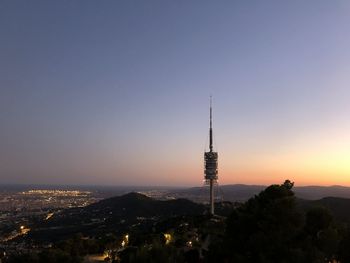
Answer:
xmin=204 ymin=96 xmax=218 ymax=215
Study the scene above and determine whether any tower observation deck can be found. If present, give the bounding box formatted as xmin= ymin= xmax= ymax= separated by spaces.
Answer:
xmin=204 ymin=97 xmax=218 ymax=215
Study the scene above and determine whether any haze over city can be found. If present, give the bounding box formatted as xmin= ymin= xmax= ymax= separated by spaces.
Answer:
xmin=1 ymin=1 xmax=350 ymax=186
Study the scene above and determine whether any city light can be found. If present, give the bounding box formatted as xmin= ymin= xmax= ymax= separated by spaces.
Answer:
xmin=45 ymin=213 xmax=54 ymax=220
xmin=121 ymin=234 xmax=129 ymax=248
xmin=21 ymin=190 xmax=91 ymax=197
xmin=20 ymin=226 xmax=30 ymax=235
xmin=164 ymin=233 xmax=172 ymax=245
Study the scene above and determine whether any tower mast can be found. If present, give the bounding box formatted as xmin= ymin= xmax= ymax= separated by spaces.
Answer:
xmin=204 ymin=96 xmax=218 ymax=215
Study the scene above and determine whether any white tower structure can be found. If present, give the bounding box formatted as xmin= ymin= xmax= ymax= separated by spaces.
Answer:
xmin=204 ymin=97 xmax=218 ymax=215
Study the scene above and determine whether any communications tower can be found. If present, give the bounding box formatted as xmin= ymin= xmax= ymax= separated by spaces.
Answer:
xmin=204 ymin=97 xmax=218 ymax=215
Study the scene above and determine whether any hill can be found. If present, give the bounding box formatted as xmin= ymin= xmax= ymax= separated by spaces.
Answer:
xmin=26 ymin=192 xmax=206 ymax=242
xmin=175 ymin=184 xmax=350 ymax=202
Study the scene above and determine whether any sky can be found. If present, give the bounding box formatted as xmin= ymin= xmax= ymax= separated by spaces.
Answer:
xmin=1 ymin=1 xmax=350 ymax=187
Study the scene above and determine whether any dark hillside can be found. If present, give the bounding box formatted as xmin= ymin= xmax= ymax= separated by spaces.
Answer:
xmin=298 ymin=197 xmax=350 ymax=223
xmin=26 ymin=192 xmax=206 ymax=242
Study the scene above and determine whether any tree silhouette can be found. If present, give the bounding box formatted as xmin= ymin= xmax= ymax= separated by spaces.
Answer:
xmin=215 ymin=180 xmax=343 ymax=263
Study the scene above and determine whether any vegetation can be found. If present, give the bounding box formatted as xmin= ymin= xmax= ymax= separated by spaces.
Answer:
xmin=208 ymin=180 xmax=345 ymax=262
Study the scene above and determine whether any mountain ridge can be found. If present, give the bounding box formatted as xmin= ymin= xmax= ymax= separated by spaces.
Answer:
xmin=177 ymin=184 xmax=350 ymax=202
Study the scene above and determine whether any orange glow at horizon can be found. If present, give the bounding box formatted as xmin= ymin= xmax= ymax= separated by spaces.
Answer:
xmin=218 ymin=126 xmax=350 ymax=187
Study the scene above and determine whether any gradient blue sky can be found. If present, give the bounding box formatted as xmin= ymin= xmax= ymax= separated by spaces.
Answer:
xmin=1 ymin=1 xmax=350 ymax=186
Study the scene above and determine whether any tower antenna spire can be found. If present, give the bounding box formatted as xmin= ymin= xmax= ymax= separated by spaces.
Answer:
xmin=209 ymin=95 xmax=213 ymax=152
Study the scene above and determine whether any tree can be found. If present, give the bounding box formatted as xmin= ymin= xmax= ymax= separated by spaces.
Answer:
xmin=299 ymin=207 xmax=339 ymax=263
xmin=222 ymin=180 xmax=303 ymax=262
